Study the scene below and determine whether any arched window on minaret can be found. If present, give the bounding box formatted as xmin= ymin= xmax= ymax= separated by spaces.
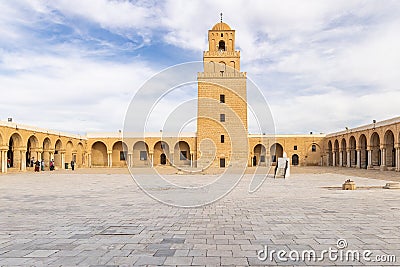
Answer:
xmin=207 ymin=61 xmax=215 ymax=72
xmin=229 ymin=61 xmax=235 ymax=72
xmin=218 ymin=40 xmax=226 ymax=51
xmin=218 ymin=61 xmax=226 ymax=75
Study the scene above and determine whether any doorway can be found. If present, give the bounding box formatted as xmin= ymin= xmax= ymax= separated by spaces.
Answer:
xmin=292 ymin=154 xmax=299 ymax=166
xmin=220 ymin=158 xmax=225 ymax=168
xmin=160 ymin=153 xmax=167 ymax=165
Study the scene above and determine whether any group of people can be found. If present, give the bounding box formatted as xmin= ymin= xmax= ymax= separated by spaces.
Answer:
xmin=27 ymin=157 xmax=44 ymax=172
xmin=28 ymin=157 xmax=47 ymax=172
xmin=5 ymin=157 xmax=76 ymax=172
xmin=33 ymin=159 xmax=45 ymax=172
xmin=6 ymin=156 xmax=76 ymax=171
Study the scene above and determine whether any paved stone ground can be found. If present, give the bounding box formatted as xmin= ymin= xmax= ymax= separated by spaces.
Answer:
xmin=0 ymin=168 xmax=399 ymax=266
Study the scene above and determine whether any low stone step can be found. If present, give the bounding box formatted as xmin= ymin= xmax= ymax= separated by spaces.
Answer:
xmin=383 ymin=182 xmax=400 ymax=189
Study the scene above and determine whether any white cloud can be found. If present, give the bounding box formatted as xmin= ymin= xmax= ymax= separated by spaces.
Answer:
xmin=0 ymin=51 xmax=155 ymax=133
xmin=41 ymin=0 xmax=160 ymax=29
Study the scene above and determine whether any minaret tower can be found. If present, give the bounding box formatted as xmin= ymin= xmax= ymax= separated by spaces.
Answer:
xmin=197 ymin=15 xmax=248 ymax=168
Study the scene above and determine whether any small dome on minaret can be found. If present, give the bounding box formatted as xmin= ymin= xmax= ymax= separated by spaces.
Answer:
xmin=211 ymin=13 xmax=231 ymax=30
xmin=211 ymin=22 xmax=231 ymax=31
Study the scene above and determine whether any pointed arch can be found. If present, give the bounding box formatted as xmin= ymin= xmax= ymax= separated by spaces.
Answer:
xmin=292 ymin=154 xmax=299 ymax=166
xmin=327 ymin=140 xmax=333 ymax=166
xmin=349 ymin=136 xmax=357 ymax=167
xmin=112 ymin=141 xmax=128 ymax=167
xmin=133 ymin=141 xmax=149 ymax=166
xmin=270 ymin=143 xmax=283 ymax=163
xmin=218 ymin=40 xmax=225 ymax=51
xmin=207 ymin=61 xmax=215 ymax=72
xmin=26 ymin=135 xmax=39 ymax=167
xmin=306 ymin=143 xmax=321 ymax=166
xmin=340 ymin=138 xmax=347 ymax=166
xmin=91 ymin=141 xmax=107 ymax=167
xmin=54 ymin=139 xmax=63 ymax=168
xmin=334 ymin=139 xmax=339 ymax=166
xmin=42 ymin=137 xmax=52 ymax=169
xmin=173 ymin=141 xmax=191 ymax=166
xmin=65 ymin=141 xmax=73 ymax=164
xmin=7 ymin=133 xmax=23 ymax=169
xmin=154 ymin=141 xmax=170 ymax=166
xmin=218 ymin=61 xmax=226 ymax=74
xmin=76 ymin=142 xmax=84 ymax=167
xmin=370 ymin=132 xmax=381 ymax=167
xmin=384 ymin=130 xmax=395 ymax=168
xmin=229 ymin=61 xmax=235 ymax=72
xmin=253 ymin=144 xmax=266 ymax=166
xmin=359 ymin=134 xmax=367 ymax=169
xmin=43 ymin=137 xmax=51 ymax=150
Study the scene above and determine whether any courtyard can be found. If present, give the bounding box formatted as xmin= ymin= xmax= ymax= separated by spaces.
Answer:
xmin=0 ymin=167 xmax=399 ymax=266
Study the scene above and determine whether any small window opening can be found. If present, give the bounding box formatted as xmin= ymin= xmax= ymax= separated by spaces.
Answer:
xmin=140 ymin=151 xmax=147 ymax=160
xmin=312 ymin=144 xmax=317 ymax=152
xmin=218 ymin=40 xmax=225 ymax=51
xmin=220 ymin=158 xmax=226 ymax=168
xmin=220 ymin=94 xmax=225 ymax=103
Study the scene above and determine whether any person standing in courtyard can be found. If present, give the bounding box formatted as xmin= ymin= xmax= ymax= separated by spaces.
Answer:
xmin=41 ymin=159 xmax=45 ymax=171
xmin=34 ymin=160 xmax=40 ymax=172
xmin=71 ymin=160 xmax=75 ymax=171
xmin=50 ymin=160 xmax=54 ymax=171
xmin=7 ymin=158 xmax=10 ymax=168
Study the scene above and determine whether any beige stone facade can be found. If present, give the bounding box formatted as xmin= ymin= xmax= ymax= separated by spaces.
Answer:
xmin=0 ymin=121 xmax=86 ymax=173
xmin=248 ymin=134 xmax=325 ymax=167
xmin=1 ymin=20 xmax=398 ymax=173
xmin=86 ymin=133 xmax=196 ymax=168
xmin=0 ymin=118 xmax=326 ymax=173
xmin=197 ymin=21 xmax=247 ymax=168
xmin=324 ymin=117 xmax=400 ymax=171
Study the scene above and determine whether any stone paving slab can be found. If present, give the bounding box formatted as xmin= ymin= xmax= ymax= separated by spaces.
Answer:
xmin=23 ymin=249 xmax=59 ymax=258
xmin=0 ymin=170 xmax=399 ymax=266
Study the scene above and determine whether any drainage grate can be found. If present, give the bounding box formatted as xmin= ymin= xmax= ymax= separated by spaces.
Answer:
xmin=322 ymin=209 xmax=338 ymax=214
xmin=98 ymin=226 xmax=144 ymax=235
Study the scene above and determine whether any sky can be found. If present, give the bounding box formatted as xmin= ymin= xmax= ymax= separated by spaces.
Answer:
xmin=1 ymin=0 xmax=400 ymax=135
